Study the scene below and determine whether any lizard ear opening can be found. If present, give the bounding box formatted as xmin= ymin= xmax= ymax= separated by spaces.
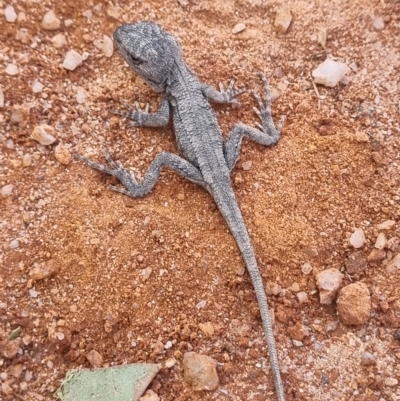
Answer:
xmin=128 ymin=54 xmax=144 ymax=66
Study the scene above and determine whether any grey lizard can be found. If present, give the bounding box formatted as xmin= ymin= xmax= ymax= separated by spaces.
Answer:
xmin=76 ymin=21 xmax=286 ymax=401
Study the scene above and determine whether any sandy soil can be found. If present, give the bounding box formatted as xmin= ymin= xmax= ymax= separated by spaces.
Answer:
xmin=1 ymin=1 xmax=400 ymax=400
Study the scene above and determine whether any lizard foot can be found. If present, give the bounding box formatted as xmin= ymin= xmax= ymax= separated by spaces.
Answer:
xmin=218 ymin=79 xmax=245 ymax=106
xmin=111 ymin=100 xmax=151 ymax=127
xmin=251 ymin=73 xmax=286 ymax=136
xmin=75 ymin=149 xmax=139 ymax=194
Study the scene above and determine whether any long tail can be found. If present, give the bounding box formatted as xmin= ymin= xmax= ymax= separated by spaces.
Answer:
xmin=212 ymin=183 xmax=285 ymax=401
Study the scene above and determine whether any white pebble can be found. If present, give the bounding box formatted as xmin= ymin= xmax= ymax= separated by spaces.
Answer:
xmin=373 ymin=17 xmax=385 ymax=31
xmin=349 ymin=228 xmax=365 ymax=248
xmin=196 ymin=300 xmax=207 ymax=309
xmin=232 ymin=23 xmax=246 ymax=34
xmin=5 ymin=138 xmax=14 ymax=149
xmin=51 ymin=33 xmax=67 ymax=48
xmin=76 ymin=88 xmax=86 ymax=104
xmin=83 ymin=9 xmax=93 ymax=19
xmin=296 ymin=292 xmax=308 ymax=304
xmin=242 ymin=161 xmax=252 ymax=170
xmin=301 ymin=262 xmax=313 ymax=275
xmin=10 ymin=239 xmax=20 ymax=249
xmin=29 ymin=289 xmax=38 ymax=298
xmin=1 ymin=184 xmax=13 ymax=197
xmin=63 ymin=50 xmax=83 ymax=71
xmin=64 ymin=19 xmax=74 ymax=27
xmin=5 ymin=63 xmax=19 ymax=76
xmin=42 ymin=10 xmax=61 ymax=31
xmin=164 ymin=341 xmax=172 ymax=349
xmin=32 ymin=81 xmax=44 ymax=93
xmin=312 ymin=59 xmax=348 ymax=87
xmin=23 ymin=154 xmax=32 ymax=166
xmin=374 ymin=233 xmax=387 ymax=250
xmin=5 ymin=5 xmax=17 ymax=22
xmin=102 ymin=35 xmax=114 ymax=58
xmin=384 ymin=377 xmax=398 ymax=387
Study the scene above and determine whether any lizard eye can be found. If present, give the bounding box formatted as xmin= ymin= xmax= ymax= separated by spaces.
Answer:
xmin=128 ymin=54 xmax=144 ymax=65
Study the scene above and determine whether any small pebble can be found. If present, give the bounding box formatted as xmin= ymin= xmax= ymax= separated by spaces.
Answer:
xmin=361 ymin=351 xmax=376 ymax=366
xmin=10 ymin=239 xmax=20 ymax=249
xmin=232 ymin=23 xmax=246 ymax=34
xmin=301 ymin=262 xmax=313 ymax=275
xmin=141 ymin=267 xmax=152 ymax=280
xmin=32 ymin=81 xmax=44 ymax=93
xmin=42 ymin=10 xmax=61 ymax=30
xmin=86 ymin=349 xmax=103 ymax=368
xmin=377 ymin=220 xmax=396 ymax=230
xmin=102 ymin=35 xmax=114 ymax=57
xmin=22 ymin=154 xmax=32 ymax=167
xmin=349 ymin=228 xmax=365 ymax=248
xmin=82 ymin=9 xmax=93 ymax=20
xmin=386 ymin=253 xmax=400 ymax=273
xmin=387 ymin=237 xmax=399 ymax=252
xmin=316 ymin=268 xmax=343 ymax=304
xmin=198 ymin=322 xmax=215 ymax=336
xmin=6 ymin=138 xmax=14 ymax=149
xmin=29 ymin=289 xmax=38 ymax=298
xmin=274 ymin=8 xmax=292 ymax=33
xmin=373 ymin=17 xmax=385 ymax=31
xmin=5 ymin=5 xmax=17 ymax=22
xmin=292 ymin=340 xmax=303 ymax=347
xmin=51 ymin=33 xmax=67 ymax=48
xmin=64 ymin=19 xmax=73 ymax=27
xmin=384 ymin=378 xmax=398 ymax=387
xmin=5 ymin=63 xmax=19 ymax=76
xmin=374 ymin=232 xmax=387 ymax=249
xmin=106 ymin=6 xmax=121 ymax=20
xmin=312 ymin=59 xmax=348 ymax=88
xmin=63 ymin=50 xmax=84 ymax=71
xmin=76 ymin=88 xmax=86 ymax=104
xmin=242 ymin=161 xmax=252 ymax=170
xmin=16 ymin=28 xmax=31 ymax=44
xmin=31 ymin=124 xmax=57 ymax=145
xmin=296 ymin=292 xmax=308 ymax=304
xmin=1 ymin=184 xmax=13 ymax=197
xmin=54 ymin=144 xmax=72 ymax=165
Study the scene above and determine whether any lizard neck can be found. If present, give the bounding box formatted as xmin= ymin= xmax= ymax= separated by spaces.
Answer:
xmin=167 ymin=59 xmax=199 ymax=95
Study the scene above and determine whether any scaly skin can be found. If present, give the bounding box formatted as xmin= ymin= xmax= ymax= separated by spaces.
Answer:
xmin=76 ymin=21 xmax=286 ymax=401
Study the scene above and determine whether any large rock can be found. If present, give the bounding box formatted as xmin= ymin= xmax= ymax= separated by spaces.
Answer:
xmin=337 ymin=283 xmax=371 ymax=325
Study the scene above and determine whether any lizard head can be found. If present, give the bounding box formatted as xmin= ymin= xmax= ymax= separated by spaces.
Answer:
xmin=113 ymin=22 xmax=181 ymax=92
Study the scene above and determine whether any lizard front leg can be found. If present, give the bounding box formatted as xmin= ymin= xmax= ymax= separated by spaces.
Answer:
xmin=75 ymin=150 xmax=204 ymax=198
xmin=224 ymin=73 xmax=286 ymax=171
xmin=201 ymin=79 xmax=245 ymax=106
xmin=112 ymin=96 xmax=170 ymax=128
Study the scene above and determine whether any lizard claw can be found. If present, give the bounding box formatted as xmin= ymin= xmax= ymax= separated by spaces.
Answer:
xmin=251 ymin=73 xmax=286 ymax=135
xmin=111 ymin=99 xmax=151 ymax=128
xmin=218 ymin=78 xmax=245 ymax=105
